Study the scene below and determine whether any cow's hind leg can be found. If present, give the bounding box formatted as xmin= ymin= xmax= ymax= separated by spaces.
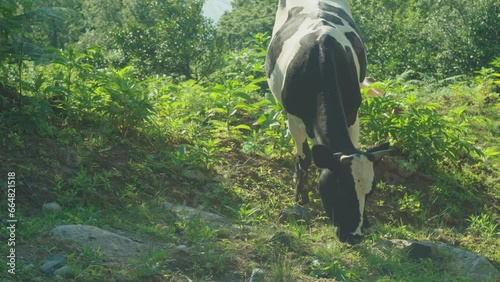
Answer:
xmin=287 ymin=115 xmax=312 ymax=204
xmin=295 ymin=141 xmax=312 ymax=204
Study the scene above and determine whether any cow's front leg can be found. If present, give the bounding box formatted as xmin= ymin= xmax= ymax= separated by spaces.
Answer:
xmin=295 ymin=141 xmax=311 ymax=204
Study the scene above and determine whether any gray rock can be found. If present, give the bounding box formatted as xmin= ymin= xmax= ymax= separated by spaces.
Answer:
xmin=182 ymin=169 xmax=206 ymax=181
xmin=383 ymin=171 xmax=406 ymax=185
xmin=42 ymin=202 xmax=62 ymax=214
xmin=53 ymin=265 xmax=69 ymax=277
xmin=213 ymin=175 xmax=231 ymax=185
xmin=397 ymin=164 xmax=415 ymax=178
xmin=52 ymin=225 xmax=147 ymax=260
xmin=279 ymin=205 xmax=312 ymax=223
xmin=406 ymin=242 xmax=436 ymax=260
xmin=40 ymin=254 xmax=66 ymax=274
xmin=379 ymin=239 xmax=500 ymax=282
xmin=268 ymin=231 xmax=294 ymax=249
xmin=249 ymin=268 xmax=265 ymax=282
xmin=23 ymin=263 xmax=35 ymax=272
xmin=161 ymin=201 xmax=234 ymax=229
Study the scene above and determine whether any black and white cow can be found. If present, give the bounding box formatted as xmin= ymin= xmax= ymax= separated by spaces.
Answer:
xmin=266 ymin=0 xmax=393 ymax=243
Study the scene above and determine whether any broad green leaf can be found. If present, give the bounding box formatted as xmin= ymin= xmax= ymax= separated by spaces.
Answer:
xmin=234 ymin=124 xmax=252 ymax=131
xmin=234 ymin=92 xmax=253 ymax=102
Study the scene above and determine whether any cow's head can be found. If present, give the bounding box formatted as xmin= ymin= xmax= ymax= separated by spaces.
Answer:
xmin=312 ymin=143 xmax=393 ymax=244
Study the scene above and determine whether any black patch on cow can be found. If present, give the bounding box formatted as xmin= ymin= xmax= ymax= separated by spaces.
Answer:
xmin=318 ymin=2 xmax=361 ymax=35
xmin=319 ymin=11 xmax=344 ymax=26
xmin=345 ymin=31 xmax=367 ymax=82
xmin=281 ymin=31 xmax=361 ymax=148
xmin=266 ymin=7 xmax=306 ymax=78
xmin=336 ymin=45 xmax=362 ymax=126
xmin=280 ymin=32 xmax=322 ymax=136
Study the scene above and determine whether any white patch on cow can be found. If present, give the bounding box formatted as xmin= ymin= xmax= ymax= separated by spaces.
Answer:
xmin=349 ymin=154 xmax=375 ymax=235
xmin=267 ymin=0 xmax=365 ymax=102
xmin=268 ymin=17 xmax=320 ymax=105
xmin=315 ymin=25 xmax=363 ymax=81
xmin=287 ymin=114 xmax=310 ymax=159
xmin=347 ymin=114 xmax=359 ymax=148
xmin=272 ymin=0 xmax=318 ymax=37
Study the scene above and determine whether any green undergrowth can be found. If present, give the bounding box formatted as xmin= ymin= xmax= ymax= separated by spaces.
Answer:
xmin=1 ymin=47 xmax=499 ymax=281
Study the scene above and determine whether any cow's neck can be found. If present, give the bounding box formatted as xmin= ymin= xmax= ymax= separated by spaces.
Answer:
xmin=314 ymin=91 xmax=356 ymax=154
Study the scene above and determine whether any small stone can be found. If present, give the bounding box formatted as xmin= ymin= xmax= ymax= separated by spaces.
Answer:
xmin=23 ymin=264 xmax=35 ymax=272
xmin=42 ymin=202 xmax=62 ymax=214
xmin=182 ymin=169 xmax=206 ymax=181
xmin=213 ymin=175 xmax=231 ymax=185
xmin=40 ymin=254 xmax=66 ymax=274
xmin=160 ymin=201 xmax=174 ymax=210
xmin=51 ymin=225 xmax=147 ymax=259
xmin=53 ymin=266 xmax=69 ymax=277
xmin=249 ymin=268 xmax=265 ymax=282
xmin=406 ymin=242 xmax=436 ymax=260
xmin=383 ymin=171 xmax=406 ymax=184
xmin=160 ymin=201 xmax=234 ymax=229
xmin=279 ymin=205 xmax=312 ymax=223
xmin=397 ymin=165 xmax=414 ymax=178
xmin=380 ymin=239 xmax=500 ymax=281
xmin=269 ymin=231 xmax=294 ymax=249
xmin=442 ymin=213 xmax=457 ymax=225
xmin=177 ymin=245 xmax=189 ymax=251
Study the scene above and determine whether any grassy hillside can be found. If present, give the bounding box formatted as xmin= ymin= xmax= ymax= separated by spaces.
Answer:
xmin=1 ymin=45 xmax=499 ymax=281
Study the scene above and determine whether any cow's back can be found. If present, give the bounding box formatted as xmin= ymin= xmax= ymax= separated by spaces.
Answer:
xmin=266 ymin=1 xmax=366 ymax=131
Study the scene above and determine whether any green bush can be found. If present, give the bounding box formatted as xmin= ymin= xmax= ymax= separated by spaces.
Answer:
xmin=99 ymin=66 xmax=154 ymax=136
xmin=360 ymin=81 xmax=483 ymax=172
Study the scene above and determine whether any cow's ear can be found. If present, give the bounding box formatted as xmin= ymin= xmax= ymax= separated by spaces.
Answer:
xmin=312 ymin=145 xmax=334 ymax=169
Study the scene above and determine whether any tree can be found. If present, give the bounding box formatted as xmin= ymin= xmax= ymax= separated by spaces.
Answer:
xmin=350 ymin=0 xmax=500 ymax=78
xmin=77 ymin=0 xmax=124 ymax=50
xmin=111 ymin=0 xmax=225 ymax=79
xmin=28 ymin=0 xmax=82 ymax=49
xmin=217 ymin=0 xmax=276 ymax=50
xmin=0 ymin=0 xmax=75 ymax=86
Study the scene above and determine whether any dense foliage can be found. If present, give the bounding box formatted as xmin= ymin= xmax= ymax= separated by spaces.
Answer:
xmin=217 ymin=0 xmax=276 ymax=49
xmin=0 ymin=0 xmax=224 ymax=81
xmin=219 ymin=0 xmax=500 ymax=78
xmin=350 ymin=0 xmax=500 ymax=78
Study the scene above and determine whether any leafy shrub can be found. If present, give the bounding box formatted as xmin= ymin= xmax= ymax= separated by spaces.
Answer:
xmin=360 ymin=81 xmax=482 ymax=172
xmin=40 ymin=46 xmax=107 ymax=125
xmin=475 ymin=57 xmax=500 ymax=98
xmin=467 ymin=213 xmax=499 ymax=238
xmin=98 ymin=66 xmax=154 ymax=136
